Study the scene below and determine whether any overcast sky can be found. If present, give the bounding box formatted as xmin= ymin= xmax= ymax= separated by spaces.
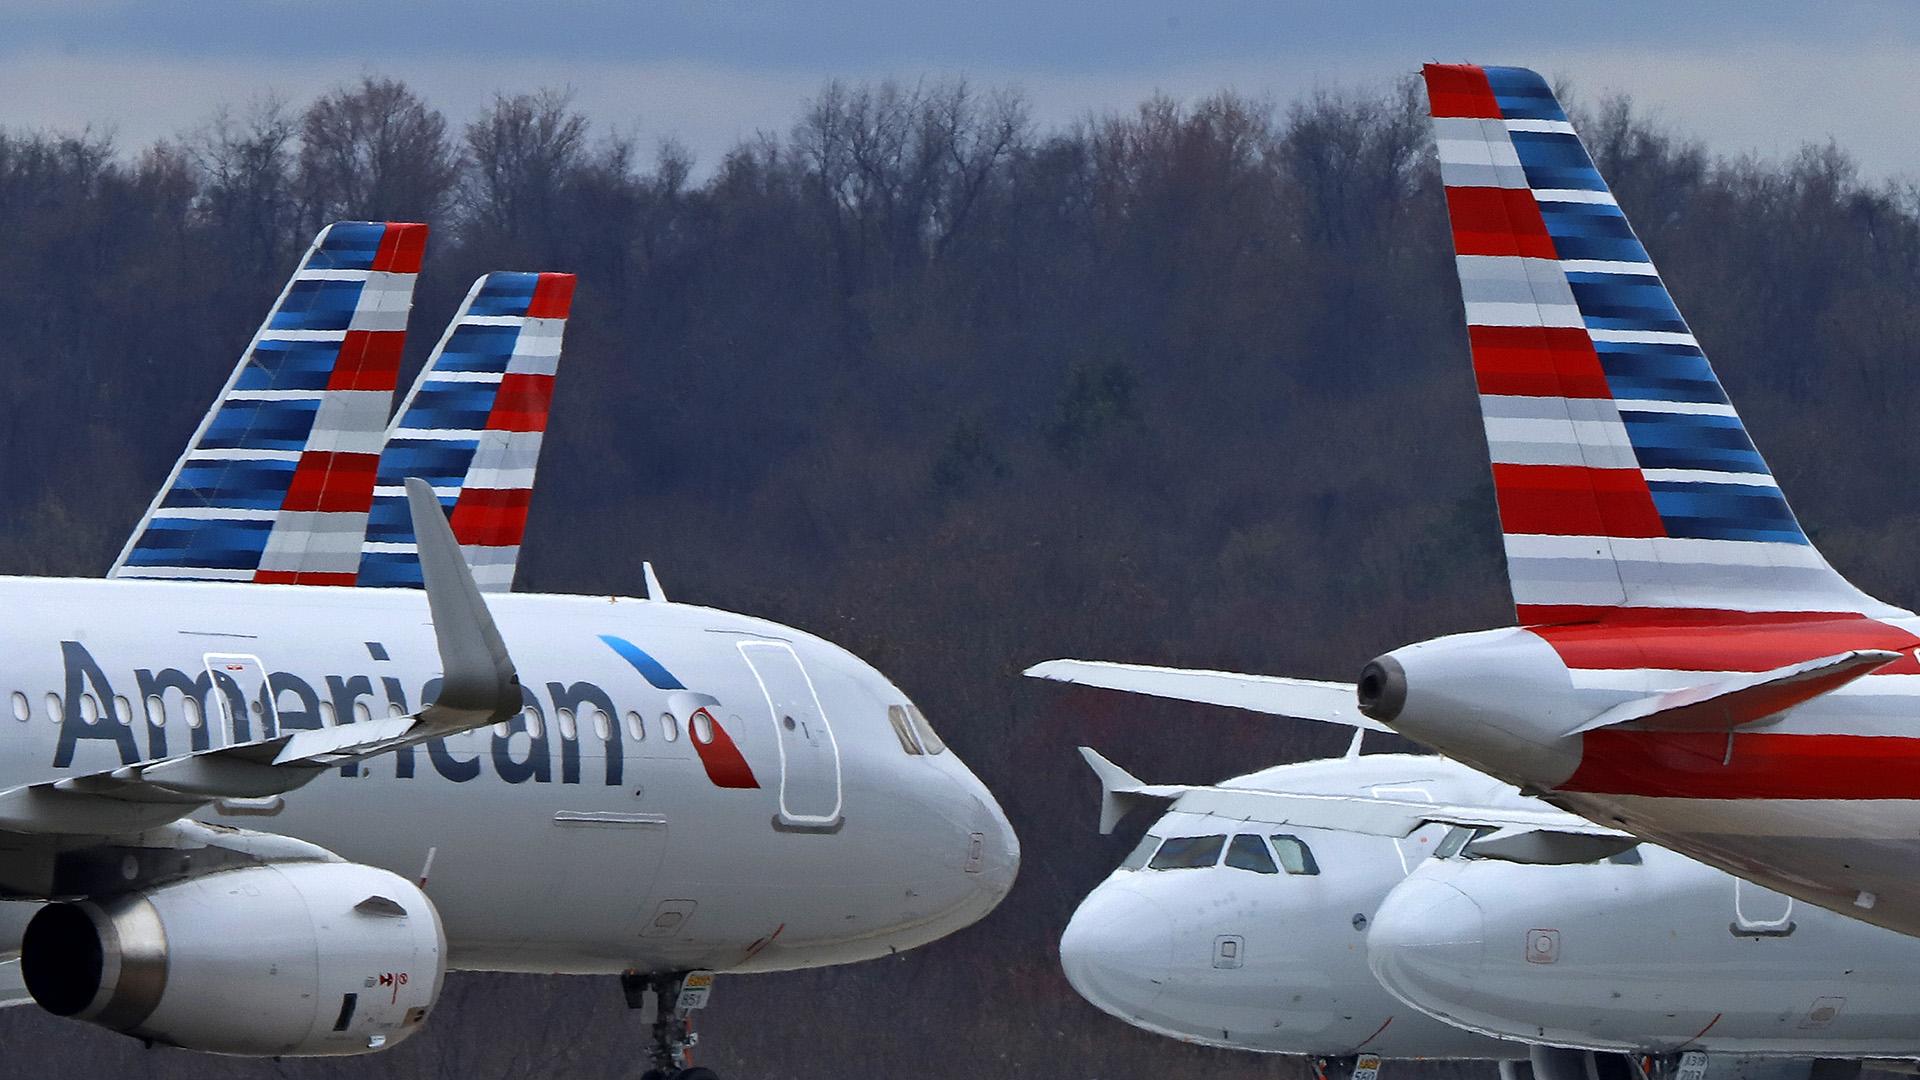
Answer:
xmin=6 ymin=2 xmax=1918 ymax=181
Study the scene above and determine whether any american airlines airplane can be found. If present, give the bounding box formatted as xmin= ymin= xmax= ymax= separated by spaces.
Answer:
xmin=0 ymin=223 xmax=1018 ymax=1080
xmin=1046 ymin=63 xmax=1920 ymax=949
xmin=1336 ymin=63 xmax=1920 ymax=940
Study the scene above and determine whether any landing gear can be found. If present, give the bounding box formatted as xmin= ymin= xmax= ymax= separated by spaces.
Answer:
xmin=622 ymin=969 xmax=718 ymax=1080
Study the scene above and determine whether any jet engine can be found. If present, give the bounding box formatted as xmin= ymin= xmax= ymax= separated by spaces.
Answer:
xmin=20 ymin=861 xmax=444 ymax=1056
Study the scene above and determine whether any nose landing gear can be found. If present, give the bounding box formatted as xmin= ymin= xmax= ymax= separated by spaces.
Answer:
xmin=621 ymin=969 xmax=720 ymax=1080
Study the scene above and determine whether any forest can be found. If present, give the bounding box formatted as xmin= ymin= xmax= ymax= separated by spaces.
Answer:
xmin=1 ymin=70 xmax=1918 ymax=1078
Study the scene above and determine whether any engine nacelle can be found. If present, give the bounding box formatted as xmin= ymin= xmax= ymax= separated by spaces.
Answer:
xmin=20 ymin=862 xmax=444 ymax=1056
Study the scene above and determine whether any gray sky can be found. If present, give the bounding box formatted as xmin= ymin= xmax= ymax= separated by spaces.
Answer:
xmin=8 ymin=2 xmax=1919 ymax=181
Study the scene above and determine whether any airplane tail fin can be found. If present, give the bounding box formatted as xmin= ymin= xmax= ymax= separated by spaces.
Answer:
xmin=359 ymin=272 xmax=576 ymax=591
xmin=1422 ymin=65 xmax=1903 ymax=625
xmin=112 ymin=222 xmax=426 ymax=584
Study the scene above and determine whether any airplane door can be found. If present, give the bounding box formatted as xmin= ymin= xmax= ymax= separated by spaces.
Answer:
xmin=738 ymin=641 xmax=843 ymax=828
xmin=203 ymin=654 xmax=277 ymax=746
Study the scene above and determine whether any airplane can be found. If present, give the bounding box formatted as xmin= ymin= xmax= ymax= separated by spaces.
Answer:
xmin=1370 ymin=834 xmax=1920 ymax=1061
xmin=1054 ymin=745 xmax=1527 ymax=1065
xmin=0 ymin=224 xmax=1018 ymax=1079
xmin=1045 ymin=61 xmax=1920 ymax=946
xmin=1335 ymin=62 xmax=1920 ymax=939
xmin=1047 ymin=697 xmax=1920 ymax=1080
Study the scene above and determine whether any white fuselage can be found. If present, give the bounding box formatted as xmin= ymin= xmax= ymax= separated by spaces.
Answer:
xmin=1369 ymin=841 xmax=1920 ymax=1056
xmin=0 ymin=576 xmax=1017 ymax=976
xmin=1059 ymin=754 xmax=1523 ymax=1060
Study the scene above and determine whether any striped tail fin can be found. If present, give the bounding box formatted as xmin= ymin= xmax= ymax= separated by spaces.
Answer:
xmin=112 ymin=222 xmax=427 ymax=584
xmin=359 ymin=272 xmax=575 ymax=592
xmin=1421 ymin=64 xmax=1903 ymax=626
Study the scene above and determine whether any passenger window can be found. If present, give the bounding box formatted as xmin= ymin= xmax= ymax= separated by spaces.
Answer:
xmin=1226 ymin=834 xmax=1279 ymax=874
xmin=691 ymin=709 xmax=715 ymax=744
xmin=319 ymin=701 xmax=337 ymax=726
xmin=523 ymin=707 xmax=544 ymax=739
xmin=906 ymin=705 xmax=945 ymax=755
xmin=593 ymin=709 xmax=612 ymax=742
xmin=886 ymin=705 xmax=924 ymax=755
xmin=660 ymin=713 xmax=680 ymax=742
xmin=80 ymin=694 xmax=99 ymax=723
xmin=114 ymin=696 xmax=132 ymax=726
xmin=1148 ymin=835 xmax=1227 ymax=870
xmin=44 ymin=693 xmax=62 ymax=723
xmin=556 ymin=708 xmax=577 ymax=742
xmin=388 ymin=703 xmax=405 ymax=719
xmin=144 ymin=695 xmax=166 ymax=728
xmin=625 ymin=711 xmax=646 ymax=741
xmin=1120 ymin=833 xmax=1163 ymax=871
xmin=182 ymin=697 xmax=204 ymax=730
xmin=10 ymin=692 xmax=28 ymax=723
xmin=354 ymin=702 xmax=373 ymax=725
xmin=1269 ymin=835 xmax=1321 ymax=876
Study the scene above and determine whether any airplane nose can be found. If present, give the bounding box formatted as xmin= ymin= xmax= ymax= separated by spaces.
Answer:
xmin=969 ymin=786 xmax=1020 ymax=904
xmin=1059 ymin=884 xmax=1174 ymax=1020
xmin=1366 ymin=877 xmax=1485 ymax=1017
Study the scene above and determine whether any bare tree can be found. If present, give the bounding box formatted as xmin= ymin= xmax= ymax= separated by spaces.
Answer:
xmin=462 ymin=88 xmax=589 ymax=247
xmin=186 ymin=97 xmax=298 ymax=271
xmin=296 ymin=76 xmax=459 ymax=226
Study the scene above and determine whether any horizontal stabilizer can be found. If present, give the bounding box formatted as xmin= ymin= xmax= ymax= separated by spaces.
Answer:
xmin=1031 ymin=660 xmax=1386 ymax=731
xmin=1567 ymin=649 xmax=1900 ymax=735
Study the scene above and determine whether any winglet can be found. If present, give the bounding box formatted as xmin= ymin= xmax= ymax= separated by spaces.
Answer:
xmin=643 ymin=561 xmax=667 ymax=602
xmin=406 ymin=477 xmax=520 ymax=723
xmin=1078 ymin=746 xmax=1177 ymax=834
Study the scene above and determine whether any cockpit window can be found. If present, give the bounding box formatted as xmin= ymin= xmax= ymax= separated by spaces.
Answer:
xmin=886 ymin=705 xmax=925 ymax=755
xmin=906 ymin=705 xmax=946 ymax=755
xmin=1268 ymin=834 xmax=1320 ymax=876
xmin=1433 ymin=825 xmax=1477 ymax=860
xmin=1225 ymin=834 xmax=1279 ymax=874
xmin=1148 ymin=834 xmax=1226 ymax=870
xmin=1120 ymin=833 xmax=1162 ymax=871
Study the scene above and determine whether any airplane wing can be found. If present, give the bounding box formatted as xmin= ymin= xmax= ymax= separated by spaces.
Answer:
xmin=0 ymin=480 xmax=520 ymax=837
xmin=1080 ymin=747 xmax=1632 ymax=863
xmin=1028 ymin=660 xmax=1386 ymax=731
xmin=1567 ymin=649 xmax=1901 ymax=734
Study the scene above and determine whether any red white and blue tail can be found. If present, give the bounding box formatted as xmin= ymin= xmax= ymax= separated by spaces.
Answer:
xmin=1422 ymin=65 xmax=1904 ymax=625
xmin=358 ymin=272 xmax=575 ymax=592
xmin=111 ymin=222 xmax=426 ymax=584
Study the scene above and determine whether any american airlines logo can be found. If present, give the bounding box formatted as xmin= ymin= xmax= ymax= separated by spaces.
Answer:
xmin=47 ymin=639 xmax=757 ymax=790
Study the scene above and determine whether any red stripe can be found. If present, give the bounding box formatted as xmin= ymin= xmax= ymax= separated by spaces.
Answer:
xmin=1531 ymin=613 xmax=1919 ymax=673
xmin=1492 ymin=463 xmax=1664 ymax=538
xmin=281 ymin=451 xmax=379 ymax=513
xmin=327 ymin=330 xmax=406 ymax=391
xmin=691 ymin=709 xmax=760 ymax=789
xmin=486 ymin=373 xmax=554 ymax=432
xmin=371 ymin=222 xmax=428 ymax=274
xmin=253 ymin=570 xmax=358 ymax=586
xmin=1471 ymin=325 xmax=1611 ymax=399
xmin=1423 ymin=64 xmax=1499 ymax=119
xmin=449 ymin=487 xmax=532 ymax=547
xmin=1445 ymin=186 xmax=1556 ymax=258
xmin=526 ymin=273 xmax=576 ymax=319
xmin=1564 ymin=731 xmax=1920 ymax=799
